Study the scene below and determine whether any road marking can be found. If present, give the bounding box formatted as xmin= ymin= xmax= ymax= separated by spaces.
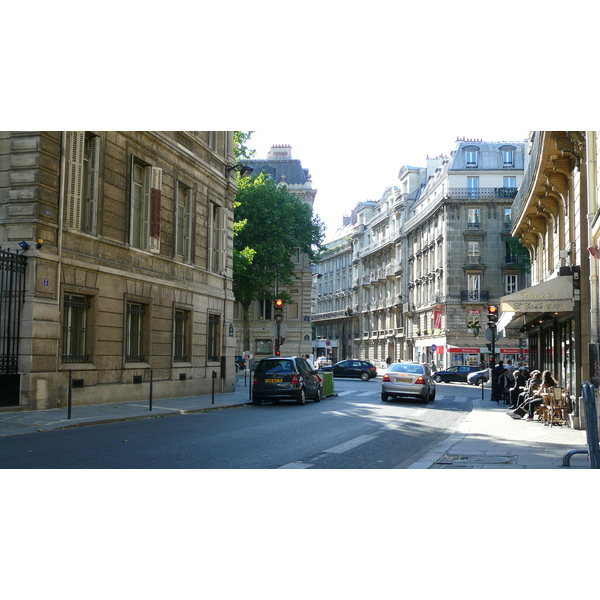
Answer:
xmin=412 ymin=408 xmax=428 ymax=417
xmin=278 ymin=462 xmax=314 ymax=469
xmin=356 ymin=391 xmax=378 ymax=397
xmin=334 ymin=390 xmax=353 ymax=397
xmin=323 ymin=434 xmax=379 ymax=454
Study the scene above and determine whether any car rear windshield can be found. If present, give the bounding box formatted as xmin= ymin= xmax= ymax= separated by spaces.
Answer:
xmin=255 ymin=360 xmax=294 ymax=374
xmin=388 ymin=364 xmax=425 ymax=374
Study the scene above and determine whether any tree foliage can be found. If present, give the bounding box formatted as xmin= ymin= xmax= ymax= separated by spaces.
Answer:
xmin=233 ymin=171 xmax=325 ymax=307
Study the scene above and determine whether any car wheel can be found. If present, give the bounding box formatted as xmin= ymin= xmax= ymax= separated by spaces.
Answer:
xmin=434 ymin=375 xmax=442 ymax=383
xmin=252 ymin=397 xmax=262 ymax=406
xmin=475 ymin=377 xmax=483 ymax=386
xmin=296 ymin=388 xmax=306 ymax=405
xmin=381 ymin=393 xmax=389 ymax=402
xmin=429 ymin=387 xmax=436 ymax=401
xmin=360 ymin=372 xmax=370 ymax=382
xmin=314 ymin=385 xmax=324 ymax=402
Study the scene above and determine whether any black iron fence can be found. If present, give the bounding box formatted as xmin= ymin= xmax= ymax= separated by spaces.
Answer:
xmin=0 ymin=248 xmax=27 ymax=376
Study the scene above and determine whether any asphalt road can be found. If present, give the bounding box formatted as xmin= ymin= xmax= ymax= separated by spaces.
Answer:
xmin=0 ymin=378 xmax=481 ymax=469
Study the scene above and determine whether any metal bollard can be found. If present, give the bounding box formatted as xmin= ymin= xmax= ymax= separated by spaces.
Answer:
xmin=562 ymin=382 xmax=600 ymax=468
xmin=212 ymin=370 xmax=217 ymax=405
xmin=68 ymin=369 xmax=72 ymax=419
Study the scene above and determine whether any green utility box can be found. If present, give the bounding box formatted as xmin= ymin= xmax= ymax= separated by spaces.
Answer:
xmin=321 ymin=370 xmax=337 ymax=397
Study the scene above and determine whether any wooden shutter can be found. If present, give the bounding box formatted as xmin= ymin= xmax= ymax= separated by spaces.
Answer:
xmin=149 ymin=166 xmax=162 ymax=253
xmin=65 ymin=131 xmax=85 ymax=229
xmin=85 ymin=135 xmax=100 ymax=235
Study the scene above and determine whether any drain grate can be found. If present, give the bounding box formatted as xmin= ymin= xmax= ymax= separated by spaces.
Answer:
xmin=436 ymin=453 xmax=517 ymax=466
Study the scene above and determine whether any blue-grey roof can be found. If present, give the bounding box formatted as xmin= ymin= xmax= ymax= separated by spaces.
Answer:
xmin=246 ymin=158 xmax=311 ymax=185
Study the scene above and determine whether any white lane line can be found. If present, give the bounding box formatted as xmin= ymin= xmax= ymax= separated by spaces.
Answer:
xmin=356 ymin=391 xmax=379 ymax=397
xmin=334 ymin=390 xmax=353 ymax=397
xmin=278 ymin=462 xmax=314 ymax=469
xmin=323 ymin=434 xmax=379 ymax=454
xmin=411 ymin=408 xmax=428 ymax=417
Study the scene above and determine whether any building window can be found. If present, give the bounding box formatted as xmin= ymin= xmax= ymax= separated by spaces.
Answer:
xmin=62 ymin=293 xmax=91 ymax=363
xmin=173 ymin=309 xmax=190 ymax=362
xmin=207 ymin=313 xmax=220 ymax=362
xmin=504 ymin=176 xmax=516 ymax=188
xmin=502 ymin=150 xmax=514 ymax=167
xmin=64 ymin=132 xmax=99 ymax=235
xmin=505 ymin=275 xmax=518 ymax=294
xmin=465 ymin=149 xmax=478 ymax=167
xmin=467 ymin=177 xmax=479 ymax=198
xmin=503 ymin=208 xmax=512 ymax=229
xmin=208 ymin=202 xmax=223 ymax=272
xmin=175 ymin=183 xmax=193 ymax=262
xmin=467 ymin=208 xmax=481 ymax=229
xmin=467 ymin=310 xmax=481 ymax=332
xmin=256 ymin=339 xmax=272 ymax=355
xmin=467 ymin=241 xmax=480 ymax=263
xmin=130 ymin=160 xmax=162 ymax=253
xmin=258 ymin=299 xmax=272 ymax=320
xmin=467 ymin=273 xmax=481 ymax=301
xmin=126 ymin=301 xmax=146 ymax=362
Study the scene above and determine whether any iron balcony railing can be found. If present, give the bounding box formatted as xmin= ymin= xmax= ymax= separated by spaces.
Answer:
xmin=447 ymin=187 xmax=518 ymax=200
xmin=460 ymin=290 xmax=490 ymax=302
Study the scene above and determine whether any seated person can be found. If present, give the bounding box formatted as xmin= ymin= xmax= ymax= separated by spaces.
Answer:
xmin=510 ymin=370 xmax=557 ymax=420
xmin=508 ymin=369 xmax=528 ymax=408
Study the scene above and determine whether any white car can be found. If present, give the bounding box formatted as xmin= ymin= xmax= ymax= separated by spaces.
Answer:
xmin=315 ymin=357 xmax=332 ymax=369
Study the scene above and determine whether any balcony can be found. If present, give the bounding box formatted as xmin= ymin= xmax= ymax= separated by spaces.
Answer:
xmin=447 ymin=187 xmax=518 ymax=201
xmin=460 ymin=290 xmax=490 ymax=302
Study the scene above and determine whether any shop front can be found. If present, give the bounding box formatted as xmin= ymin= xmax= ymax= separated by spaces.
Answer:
xmin=499 ymin=275 xmax=577 ymax=395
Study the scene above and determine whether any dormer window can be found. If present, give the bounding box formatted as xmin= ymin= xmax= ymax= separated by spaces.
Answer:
xmin=464 ymin=146 xmax=479 ymax=168
xmin=500 ymin=145 xmax=516 ymax=168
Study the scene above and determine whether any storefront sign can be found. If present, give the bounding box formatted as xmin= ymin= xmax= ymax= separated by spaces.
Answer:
xmin=501 ymin=276 xmax=574 ymax=313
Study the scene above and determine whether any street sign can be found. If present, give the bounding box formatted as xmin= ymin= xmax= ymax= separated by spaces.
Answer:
xmin=431 ymin=344 xmax=437 ymax=353
xmin=485 ymin=328 xmax=502 ymax=342
xmin=271 ymin=322 xmax=288 ymax=337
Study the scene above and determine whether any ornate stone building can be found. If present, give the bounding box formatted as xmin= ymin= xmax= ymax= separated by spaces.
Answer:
xmin=499 ymin=131 xmax=598 ymax=427
xmin=0 ymin=131 xmax=237 ymax=409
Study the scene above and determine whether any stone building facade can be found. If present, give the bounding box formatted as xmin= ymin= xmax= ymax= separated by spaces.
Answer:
xmin=0 ymin=131 xmax=237 ymax=409
xmin=500 ymin=131 xmax=598 ymax=427
xmin=313 ymin=138 xmax=528 ymax=370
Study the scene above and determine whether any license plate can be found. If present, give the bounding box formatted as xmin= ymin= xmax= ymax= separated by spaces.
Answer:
xmin=397 ymin=377 xmax=411 ymax=383
xmin=265 ymin=378 xmax=283 ymax=383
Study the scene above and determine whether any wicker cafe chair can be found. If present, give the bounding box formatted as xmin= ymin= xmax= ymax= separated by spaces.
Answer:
xmin=547 ymin=386 xmax=569 ymax=427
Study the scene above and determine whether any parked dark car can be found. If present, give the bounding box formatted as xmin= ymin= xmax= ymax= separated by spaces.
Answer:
xmin=381 ymin=362 xmax=435 ymax=403
xmin=252 ymin=356 xmax=323 ymax=405
xmin=433 ymin=365 xmax=480 ymax=383
xmin=467 ymin=368 xmax=490 ymax=386
xmin=322 ymin=359 xmax=377 ymax=381
xmin=235 ymin=355 xmax=246 ymax=371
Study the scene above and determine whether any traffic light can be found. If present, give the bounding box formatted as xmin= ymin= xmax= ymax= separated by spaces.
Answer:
xmin=487 ymin=305 xmax=499 ymax=328
xmin=274 ymin=299 xmax=284 ymax=322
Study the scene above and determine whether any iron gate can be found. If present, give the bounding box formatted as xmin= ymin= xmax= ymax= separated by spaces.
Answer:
xmin=0 ymin=248 xmax=27 ymax=406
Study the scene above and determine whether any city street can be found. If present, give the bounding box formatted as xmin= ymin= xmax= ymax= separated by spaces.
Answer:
xmin=0 ymin=378 xmax=480 ymax=469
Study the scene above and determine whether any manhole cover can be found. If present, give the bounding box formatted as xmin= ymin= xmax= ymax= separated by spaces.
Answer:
xmin=436 ymin=454 xmax=517 ymax=465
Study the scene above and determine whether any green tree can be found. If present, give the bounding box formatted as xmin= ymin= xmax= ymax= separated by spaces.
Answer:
xmin=233 ymin=171 xmax=325 ymax=352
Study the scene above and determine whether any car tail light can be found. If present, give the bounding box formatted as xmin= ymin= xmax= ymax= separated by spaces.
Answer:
xmin=415 ymin=376 xmax=426 ymax=385
xmin=382 ymin=374 xmax=391 ymax=382
xmin=253 ymin=376 xmax=258 ymax=386
xmin=291 ymin=374 xmax=300 ymax=385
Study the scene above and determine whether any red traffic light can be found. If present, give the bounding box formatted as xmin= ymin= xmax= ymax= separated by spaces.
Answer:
xmin=274 ymin=299 xmax=284 ymax=308
xmin=487 ymin=305 xmax=498 ymax=315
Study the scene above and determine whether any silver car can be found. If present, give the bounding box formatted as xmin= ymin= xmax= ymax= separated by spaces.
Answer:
xmin=381 ymin=362 xmax=436 ymax=403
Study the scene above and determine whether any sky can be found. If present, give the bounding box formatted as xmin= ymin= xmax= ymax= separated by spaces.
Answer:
xmin=247 ymin=126 xmax=530 ymax=239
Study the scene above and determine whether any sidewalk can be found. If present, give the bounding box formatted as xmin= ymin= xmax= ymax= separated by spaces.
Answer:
xmin=0 ymin=377 xmax=593 ymax=468
xmin=410 ymin=396 xmax=591 ymax=469
xmin=0 ymin=373 xmax=253 ymax=438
